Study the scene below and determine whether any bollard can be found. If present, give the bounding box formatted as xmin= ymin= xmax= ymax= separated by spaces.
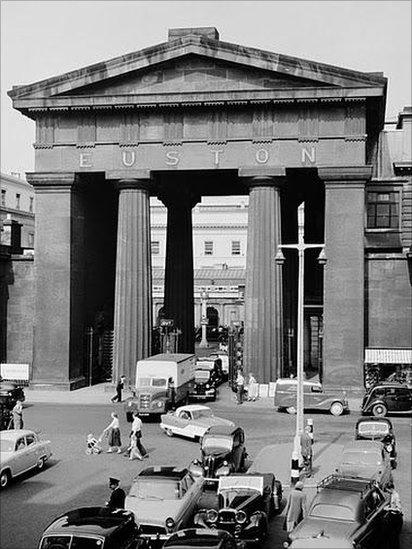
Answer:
xmin=291 ymin=450 xmax=300 ymax=486
xmin=306 ymin=418 xmax=314 ymax=443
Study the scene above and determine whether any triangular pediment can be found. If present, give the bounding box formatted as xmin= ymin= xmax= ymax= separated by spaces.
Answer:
xmin=9 ymin=31 xmax=386 ymax=106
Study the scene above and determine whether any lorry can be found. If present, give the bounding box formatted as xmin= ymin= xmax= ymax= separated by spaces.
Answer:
xmin=124 ymin=354 xmax=196 ymax=421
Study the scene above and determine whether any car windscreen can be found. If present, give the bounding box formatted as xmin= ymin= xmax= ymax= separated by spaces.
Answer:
xmin=0 ymin=439 xmax=15 ymax=452
xmin=358 ymin=422 xmax=389 ymax=436
xmin=152 ymin=378 xmax=167 ymax=387
xmin=202 ymin=435 xmax=232 ymax=452
xmin=128 ymin=479 xmax=179 ymax=500
xmin=191 ymin=409 xmax=212 ymax=420
xmin=195 ymin=371 xmax=211 ymax=380
xmin=342 ymin=450 xmax=381 ymax=465
xmin=310 ymin=503 xmax=355 ymax=521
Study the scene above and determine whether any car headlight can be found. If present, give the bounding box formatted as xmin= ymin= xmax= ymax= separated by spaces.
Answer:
xmin=165 ymin=517 xmax=175 ymax=531
xmin=386 ymin=444 xmax=393 ymax=453
xmin=151 ymin=400 xmax=164 ymax=408
xmin=236 ymin=511 xmax=247 ymax=524
xmin=206 ymin=384 xmax=210 ymax=389
xmin=207 ymin=509 xmax=218 ymax=523
xmin=223 ymin=460 xmax=228 ymax=466
xmin=128 ymin=402 xmax=132 ymax=407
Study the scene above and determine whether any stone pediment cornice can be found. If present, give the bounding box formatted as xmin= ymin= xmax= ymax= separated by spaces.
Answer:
xmin=9 ymin=34 xmax=386 ymax=104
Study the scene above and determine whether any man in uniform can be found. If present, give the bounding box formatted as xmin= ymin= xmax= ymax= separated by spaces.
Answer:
xmin=106 ymin=477 xmax=126 ymax=510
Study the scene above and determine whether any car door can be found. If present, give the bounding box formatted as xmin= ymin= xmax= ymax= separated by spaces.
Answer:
xmin=12 ymin=436 xmax=29 ymax=475
xmin=394 ymin=388 xmax=412 ymax=411
xmin=355 ymin=490 xmax=385 ymax=548
xmin=379 ymin=448 xmax=392 ymax=487
xmin=384 ymin=388 xmax=398 ymax=411
xmin=24 ymin=433 xmax=40 ymax=469
xmin=180 ymin=474 xmax=200 ymax=527
xmin=308 ymin=385 xmax=325 ymax=408
xmin=175 ymin=409 xmax=191 ymax=436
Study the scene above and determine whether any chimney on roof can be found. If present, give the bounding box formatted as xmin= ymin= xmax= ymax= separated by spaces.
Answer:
xmin=168 ymin=27 xmax=219 ymax=41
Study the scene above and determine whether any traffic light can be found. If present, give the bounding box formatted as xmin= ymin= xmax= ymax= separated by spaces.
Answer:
xmin=235 ymin=340 xmax=243 ymax=369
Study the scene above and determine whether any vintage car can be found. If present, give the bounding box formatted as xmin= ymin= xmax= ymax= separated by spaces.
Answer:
xmin=361 ymin=382 xmax=412 ymax=416
xmin=194 ymin=474 xmax=277 ymax=545
xmin=286 ymin=475 xmax=392 ymax=549
xmin=274 ymin=379 xmax=349 ymax=416
xmin=0 ymin=383 xmax=26 ymax=430
xmin=190 ymin=367 xmax=217 ymax=401
xmin=0 ymin=429 xmax=52 ymax=488
xmin=125 ymin=467 xmax=204 ymax=544
xmin=208 ymin=353 xmax=229 ymax=380
xmin=336 ymin=440 xmax=393 ymax=489
xmin=189 ymin=425 xmax=247 ymax=479
xmin=164 ymin=528 xmax=238 ymax=549
xmin=355 ymin=417 xmax=397 ymax=468
xmin=196 ymin=358 xmax=224 ymax=386
xmin=0 ymin=381 xmax=26 ymax=403
xmin=160 ymin=405 xmax=234 ymax=440
xmin=247 ymin=445 xmax=283 ymax=511
xmin=38 ymin=507 xmax=143 ymax=549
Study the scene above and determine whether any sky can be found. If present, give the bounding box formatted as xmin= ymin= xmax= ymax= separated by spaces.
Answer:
xmin=1 ymin=0 xmax=411 ymax=176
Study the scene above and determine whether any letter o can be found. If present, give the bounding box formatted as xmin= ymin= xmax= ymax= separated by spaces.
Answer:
xmin=255 ymin=149 xmax=269 ymax=164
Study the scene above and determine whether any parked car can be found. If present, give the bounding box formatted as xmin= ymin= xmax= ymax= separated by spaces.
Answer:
xmin=0 ymin=382 xmax=26 ymax=403
xmin=0 ymin=402 xmax=12 ymax=431
xmin=189 ymin=426 xmax=247 ymax=479
xmin=274 ymin=379 xmax=349 ymax=416
xmin=38 ymin=507 xmax=143 ymax=549
xmin=208 ymin=353 xmax=229 ymax=380
xmin=164 ymin=528 xmax=238 ymax=549
xmin=0 ymin=429 xmax=52 ymax=489
xmin=124 ymin=467 xmax=204 ymax=544
xmin=247 ymin=444 xmax=283 ymax=511
xmin=336 ymin=440 xmax=393 ymax=489
xmin=361 ymin=382 xmax=412 ymax=417
xmin=355 ymin=417 xmax=397 ymax=468
xmin=160 ymin=405 xmax=234 ymax=440
xmin=286 ymin=475 xmax=392 ymax=549
xmin=194 ymin=474 xmax=277 ymax=545
xmin=0 ymin=383 xmax=26 ymax=430
xmin=190 ymin=367 xmax=217 ymax=401
xmin=196 ymin=358 xmax=224 ymax=386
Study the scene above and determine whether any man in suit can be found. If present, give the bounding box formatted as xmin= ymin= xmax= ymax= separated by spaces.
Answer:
xmin=111 ymin=375 xmax=126 ymax=403
xmin=106 ymin=477 xmax=126 ymax=509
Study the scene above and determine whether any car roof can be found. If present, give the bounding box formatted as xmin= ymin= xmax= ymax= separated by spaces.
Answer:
xmin=318 ymin=475 xmax=375 ymax=494
xmin=0 ymin=429 xmax=37 ymax=441
xmin=176 ymin=404 xmax=211 ymax=412
xmin=42 ymin=507 xmax=133 ymax=537
xmin=205 ymin=424 xmax=240 ymax=436
xmin=356 ymin=417 xmax=393 ymax=428
xmin=369 ymin=382 xmax=408 ymax=389
xmin=137 ymin=467 xmax=189 ymax=481
xmin=343 ymin=440 xmax=383 ymax=452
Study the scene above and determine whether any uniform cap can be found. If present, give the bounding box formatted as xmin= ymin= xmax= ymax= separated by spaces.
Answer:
xmin=109 ymin=477 xmax=120 ymax=485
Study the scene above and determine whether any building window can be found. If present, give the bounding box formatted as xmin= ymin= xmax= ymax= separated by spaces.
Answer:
xmin=28 ymin=233 xmax=34 ymax=248
xmin=231 ymin=240 xmax=241 ymax=255
xmin=151 ymin=241 xmax=160 ymax=255
xmin=1 ymin=189 xmax=5 ymax=207
xmin=15 ymin=193 xmax=21 ymax=210
xmin=367 ymin=191 xmax=399 ymax=229
xmin=204 ymin=241 xmax=214 ymax=255
xmin=29 ymin=197 xmax=34 ymax=213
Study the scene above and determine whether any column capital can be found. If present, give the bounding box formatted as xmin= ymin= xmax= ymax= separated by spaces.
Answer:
xmin=26 ymin=172 xmax=77 ymax=192
xmin=318 ymin=165 xmax=373 ymax=183
xmin=158 ymin=189 xmax=200 ymax=209
xmin=117 ymin=178 xmax=151 ymax=192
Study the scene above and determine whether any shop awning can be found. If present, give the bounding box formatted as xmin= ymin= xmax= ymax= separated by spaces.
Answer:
xmin=365 ymin=348 xmax=412 ymax=364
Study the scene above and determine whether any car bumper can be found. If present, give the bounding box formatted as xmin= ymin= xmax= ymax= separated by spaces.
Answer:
xmin=190 ymin=393 xmax=215 ymax=399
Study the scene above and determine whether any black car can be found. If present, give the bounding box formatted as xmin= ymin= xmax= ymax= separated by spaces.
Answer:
xmin=0 ymin=383 xmax=25 ymax=431
xmin=355 ymin=417 xmax=397 ymax=468
xmin=361 ymin=382 xmax=412 ymax=417
xmin=164 ymin=528 xmax=238 ymax=549
xmin=189 ymin=426 xmax=247 ymax=479
xmin=196 ymin=358 xmax=224 ymax=386
xmin=190 ymin=367 xmax=217 ymax=401
xmin=38 ymin=507 xmax=144 ymax=549
xmin=194 ymin=473 xmax=279 ymax=546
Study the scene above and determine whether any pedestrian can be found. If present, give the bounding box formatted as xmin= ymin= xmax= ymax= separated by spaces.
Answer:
xmin=247 ymin=372 xmax=259 ymax=401
xmin=236 ymin=369 xmax=245 ymax=405
xmin=167 ymin=377 xmax=176 ymax=411
xmin=383 ymin=481 xmax=403 ymax=549
xmin=300 ymin=426 xmax=313 ymax=475
xmin=126 ymin=432 xmax=143 ymax=461
xmin=103 ymin=412 xmax=122 ymax=453
xmin=106 ymin=477 xmax=126 ymax=510
xmin=284 ymin=481 xmax=307 ymax=535
xmin=111 ymin=375 xmax=126 ymax=403
xmin=12 ymin=400 xmax=24 ymax=429
xmin=131 ymin=411 xmax=148 ymax=458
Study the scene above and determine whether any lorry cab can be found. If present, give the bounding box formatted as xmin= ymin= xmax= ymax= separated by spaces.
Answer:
xmin=125 ymin=354 xmax=195 ymax=421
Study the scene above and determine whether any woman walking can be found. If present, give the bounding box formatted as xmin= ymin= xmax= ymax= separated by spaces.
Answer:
xmin=284 ymin=481 xmax=307 ymax=536
xmin=102 ymin=412 xmax=122 ymax=454
xmin=12 ymin=400 xmax=24 ymax=429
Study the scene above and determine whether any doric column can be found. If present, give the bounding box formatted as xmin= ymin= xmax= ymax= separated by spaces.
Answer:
xmin=113 ymin=178 xmax=152 ymax=384
xmin=240 ymin=167 xmax=285 ymax=383
xmin=26 ymin=172 xmax=85 ymax=389
xmin=318 ymin=166 xmax=372 ymax=388
xmin=160 ymin=190 xmax=199 ymax=354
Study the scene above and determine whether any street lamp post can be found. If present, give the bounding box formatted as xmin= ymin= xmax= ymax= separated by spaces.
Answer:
xmin=275 ymin=202 xmax=326 ymax=462
xmin=199 ymin=290 xmax=209 ymax=348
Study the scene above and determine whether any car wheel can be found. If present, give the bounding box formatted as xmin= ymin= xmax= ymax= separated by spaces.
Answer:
xmin=37 ymin=457 xmax=46 ymax=471
xmin=372 ymin=403 xmax=387 ymax=417
xmin=330 ymin=402 xmax=344 ymax=416
xmin=165 ymin=428 xmax=174 ymax=437
xmin=286 ymin=406 xmax=296 ymax=414
xmin=0 ymin=470 xmax=10 ymax=489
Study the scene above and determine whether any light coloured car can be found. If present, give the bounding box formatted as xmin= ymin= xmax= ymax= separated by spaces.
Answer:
xmin=125 ymin=467 xmax=205 ymax=543
xmin=0 ymin=429 xmax=52 ymax=488
xmin=336 ymin=440 xmax=393 ymax=489
xmin=160 ymin=405 xmax=234 ymax=440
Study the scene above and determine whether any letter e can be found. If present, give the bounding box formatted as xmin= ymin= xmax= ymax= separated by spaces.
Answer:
xmin=79 ymin=153 xmax=93 ymax=168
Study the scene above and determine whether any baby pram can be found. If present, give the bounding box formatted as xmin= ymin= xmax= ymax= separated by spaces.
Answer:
xmin=85 ymin=433 xmax=103 ymax=455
